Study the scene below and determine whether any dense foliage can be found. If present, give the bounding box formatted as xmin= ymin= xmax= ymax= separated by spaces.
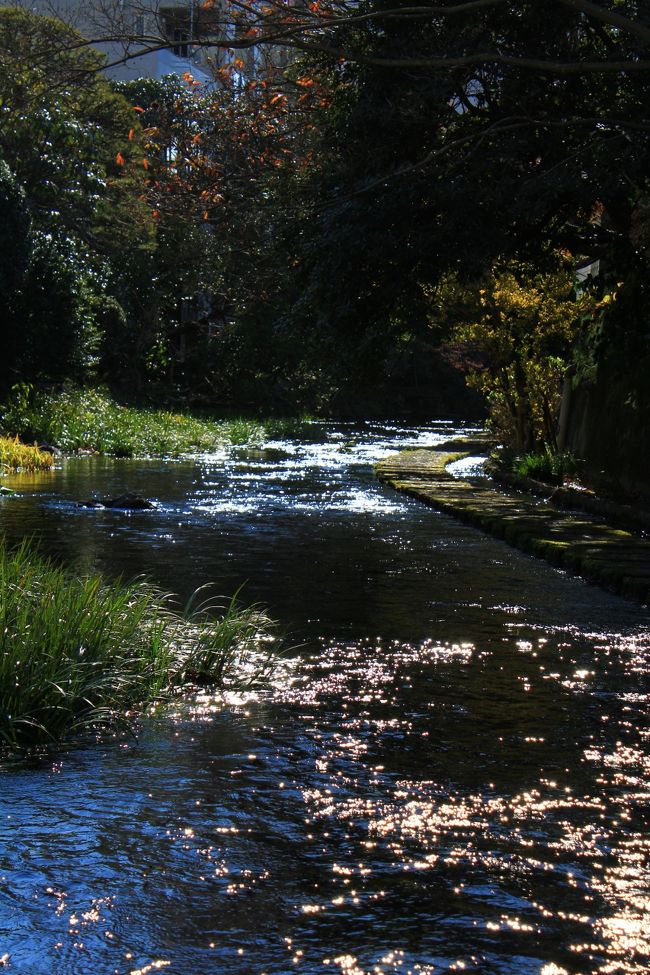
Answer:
xmin=2 ymin=2 xmax=650 ymax=467
xmin=0 ymin=9 xmax=152 ymax=395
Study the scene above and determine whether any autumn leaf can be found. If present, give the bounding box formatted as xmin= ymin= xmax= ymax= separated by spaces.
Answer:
xmin=128 ymin=128 xmax=135 ymax=141
xmin=116 ymin=151 xmax=125 ymax=166
xmin=132 ymin=105 xmax=145 ymax=113
xmin=142 ymin=158 xmax=149 ymax=170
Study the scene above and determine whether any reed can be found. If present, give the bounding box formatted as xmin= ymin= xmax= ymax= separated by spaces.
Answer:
xmin=0 ymin=436 xmax=53 ymax=472
xmin=0 ymin=542 xmax=280 ymax=752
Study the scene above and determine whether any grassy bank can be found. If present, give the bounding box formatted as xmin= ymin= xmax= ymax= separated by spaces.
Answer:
xmin=0 ymin=387 xmax=308 ymax=457
xmin=0 ymin=542 xmax=280 ymax=752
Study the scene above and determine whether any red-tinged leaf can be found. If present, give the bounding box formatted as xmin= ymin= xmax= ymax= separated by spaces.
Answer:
xmin=192 ymin=133 xmax=201 ymax=144
xmin=152 ymin=209 xmax=160 ymax=219
xmin=142 ymin=158 xmax=149 ymax=170
xmin=203 ymin=211 xmax=210 ymax=220
xmin=116 ymin=151 xmax=126 ymax=166
xmin=128 ymin=128 xmax=135 ymax=141
xmin=270 ymin=94 xmax=285 ymax=105
xmin=296 ymin=77 xmax=315 ymax=87
xmin=132 ymin=105 xmax=145 ymax=113
xmin=183 ymin=71 xmax=194 ymax=83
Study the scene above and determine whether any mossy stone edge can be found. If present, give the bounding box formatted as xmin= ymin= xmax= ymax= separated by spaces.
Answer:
xmin=376 ymin=445 xmax=650 ymax=605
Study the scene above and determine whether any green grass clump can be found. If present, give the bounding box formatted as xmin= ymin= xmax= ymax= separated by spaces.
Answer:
xmin=0 ymin=386 xmax=310 ymax=458
xmin=0 ymin=436 xmax=53 ymax=472
xmin=0 ymin=542 xmax=280 ymax=752
xmin=511 ymin=446 xmax=578 ymax=484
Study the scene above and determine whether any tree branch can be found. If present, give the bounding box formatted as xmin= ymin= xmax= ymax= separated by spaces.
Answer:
xmin=555 ymin=0 xmax=650 ymax=47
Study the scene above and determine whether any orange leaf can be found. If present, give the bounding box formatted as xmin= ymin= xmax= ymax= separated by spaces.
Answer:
xmin=132 ymin=105 xmax=145 ymax=113
xmin=142 ymin=158 xmax=149 ymax=170
xmin=116 ymin=152 xmax=126 ymax=166
xmin=152 ymin=209 xmax=160 ymax=219
xmin=128 ymin=128 xmax=135 ymax=141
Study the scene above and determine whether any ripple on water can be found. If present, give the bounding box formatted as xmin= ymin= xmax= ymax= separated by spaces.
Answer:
xmin=0 ymin=421 xmax=649 ymax=975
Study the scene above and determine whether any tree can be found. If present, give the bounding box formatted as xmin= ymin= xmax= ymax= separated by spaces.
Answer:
xmin=58 ymin=1 xmax=650 ymax=79
xmin=0 ymin=8 xmax=152 ymax=394
xmin=439 ymin=261 xmax=595 ymax=450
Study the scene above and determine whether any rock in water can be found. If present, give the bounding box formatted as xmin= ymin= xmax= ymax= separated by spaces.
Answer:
xmin=78 ymin=493 xmax=155 ymax=510
xmin=104 ymin=493 xmax=155 ymax=510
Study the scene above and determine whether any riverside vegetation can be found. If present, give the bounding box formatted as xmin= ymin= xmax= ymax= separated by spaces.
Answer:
xmin=0 ymin=388 xmax=296 ymax=754
xmin=0 ymin=387 xmax=310 ymax=458
xmin=0 ymin=542 xmax=281 ymax=753
xmin=0 ymin=436 xmax=53 ymax=473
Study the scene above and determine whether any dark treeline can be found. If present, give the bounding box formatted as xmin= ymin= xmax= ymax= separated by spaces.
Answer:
xmin=1 ymin=2 xmax=650 ymax=487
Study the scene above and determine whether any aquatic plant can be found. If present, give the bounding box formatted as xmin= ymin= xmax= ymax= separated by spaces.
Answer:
xmin=0 ymin=542 xmax=280 ymax=752
xmin=0 ymin=435 xmax=53 ymax=472
xmin=178 ymin=585 xmax=277 ymax=688
xmin=0 ymin=386 xmax=308 ymax=458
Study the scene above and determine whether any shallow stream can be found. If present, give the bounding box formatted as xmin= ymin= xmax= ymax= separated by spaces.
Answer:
xmin=1 ymin=420 xmax=649 ymax=975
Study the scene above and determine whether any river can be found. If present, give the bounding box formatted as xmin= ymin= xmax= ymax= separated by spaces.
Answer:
xmin=0 ymin=420 xmax=648 ymax=975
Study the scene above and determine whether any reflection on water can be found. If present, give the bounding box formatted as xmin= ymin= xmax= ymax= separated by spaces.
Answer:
xmin=0 ymin=420 xmax=649 ymax=974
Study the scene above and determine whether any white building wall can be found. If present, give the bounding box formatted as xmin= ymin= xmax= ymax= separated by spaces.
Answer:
xmin=5 ymin=0 xmax=216 ymax=83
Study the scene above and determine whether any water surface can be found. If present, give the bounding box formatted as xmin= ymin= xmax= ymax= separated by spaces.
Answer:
xmin=1 ymin=421 xmax=648 ymax=975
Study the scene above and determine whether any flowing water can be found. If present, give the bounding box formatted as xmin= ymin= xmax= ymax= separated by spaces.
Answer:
xmin=1 ymin=420 xmax=649 ymax=975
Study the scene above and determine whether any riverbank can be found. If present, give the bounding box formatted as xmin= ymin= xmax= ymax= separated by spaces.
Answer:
xmin=376 ymin=442 xmax=650 ymax=604
xmin=0 ymin=387 xmax=310 ymax=458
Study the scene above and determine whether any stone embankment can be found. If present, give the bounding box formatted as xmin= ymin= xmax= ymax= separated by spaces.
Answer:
xmin=376 ymin=441 xmax=650 ymax=604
